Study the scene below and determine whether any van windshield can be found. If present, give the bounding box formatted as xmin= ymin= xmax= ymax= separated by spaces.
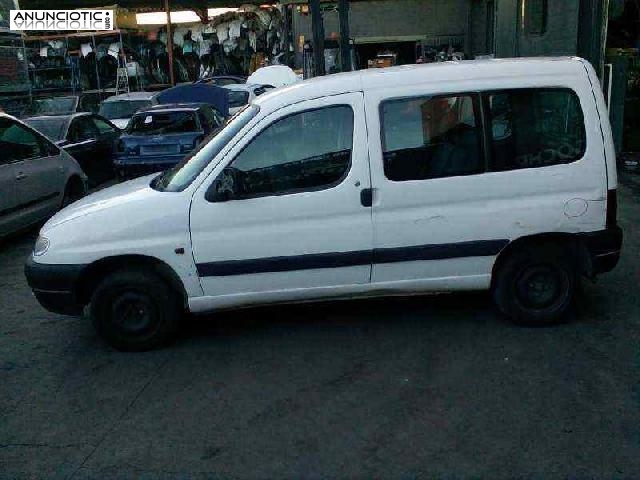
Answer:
xmin=151 ymin=105 xmax=258 ymax=192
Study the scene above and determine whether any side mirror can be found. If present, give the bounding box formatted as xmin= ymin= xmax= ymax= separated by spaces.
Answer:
xmin=207 ymin=184 xmax=233 ymax=202
xmin=205 ymin=167 xmax=241 ymax=203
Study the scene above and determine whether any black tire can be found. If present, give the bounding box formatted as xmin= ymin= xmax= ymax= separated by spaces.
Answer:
xmin=492 ymin=243 xmax=578 ymax=325
xmin=90 ymin=269 xmax=182 ymax=351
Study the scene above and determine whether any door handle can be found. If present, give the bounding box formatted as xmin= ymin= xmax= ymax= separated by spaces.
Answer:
xmin=15 ymin=173 xmax=28 ymax=181
xmin=360 ymin=188 xmax=373 ymax=207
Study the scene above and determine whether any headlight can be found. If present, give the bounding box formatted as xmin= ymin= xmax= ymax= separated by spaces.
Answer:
xmin=33 ymin=236 xmax=49 ymax=257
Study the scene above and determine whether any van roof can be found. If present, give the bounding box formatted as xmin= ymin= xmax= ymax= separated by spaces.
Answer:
xmin=254 ymin=57 xmax=589 ymax=111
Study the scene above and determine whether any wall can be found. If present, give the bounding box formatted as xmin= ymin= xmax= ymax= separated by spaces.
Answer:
xmin=469 ymin=0 xmax=493 ymax=56
xmin=292 ymin=0 xmax=584 ymax=67
xmin=577 ymin=0 xmax=609 ymax=76
xmin=292 ymin=0 xmax=470 ymax=66
xmin=494 ymin=0 xmax=580 ymax=58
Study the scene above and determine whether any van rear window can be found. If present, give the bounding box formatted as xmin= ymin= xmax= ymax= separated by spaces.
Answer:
xmin=487 ymin=88 xmax=586 ymax=172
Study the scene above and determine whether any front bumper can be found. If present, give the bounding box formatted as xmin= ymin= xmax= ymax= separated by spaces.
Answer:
xmin=24 ymin=257 xmax=86 ymax=316
xmin=582 ymin=226 xmax=623 ymax=275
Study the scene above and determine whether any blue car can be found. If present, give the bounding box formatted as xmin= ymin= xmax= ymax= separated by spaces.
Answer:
xmin=114 ymin=103 xmax=225 ymax=179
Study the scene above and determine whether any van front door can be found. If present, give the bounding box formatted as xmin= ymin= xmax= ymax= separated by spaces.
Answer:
xmin=190 ymin=92 xmax=373 ymax=305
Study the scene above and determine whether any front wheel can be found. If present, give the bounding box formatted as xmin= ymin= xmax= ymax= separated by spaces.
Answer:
xmin=90 ymin=269 xmax=182 ymax=351
xmin=492 ymin=244 xmax=578 ymax=325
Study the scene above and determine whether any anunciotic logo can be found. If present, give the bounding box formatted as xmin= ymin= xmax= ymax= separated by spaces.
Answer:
xmin=10 ymin=10 xmax=114 ymax=31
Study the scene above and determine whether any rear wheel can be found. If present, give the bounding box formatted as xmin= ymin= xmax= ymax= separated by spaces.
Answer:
xmin=493 ymin=244 xmax=578 ymax=325
xmin=90 ymin=269 xmax=182 ymax=351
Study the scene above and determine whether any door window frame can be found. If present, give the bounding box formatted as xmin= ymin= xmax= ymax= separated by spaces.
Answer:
xmin=207 ymin=104 xmax=356 ymax=202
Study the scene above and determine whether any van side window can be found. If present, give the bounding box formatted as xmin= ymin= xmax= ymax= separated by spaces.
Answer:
xmin=223 ymin=105 xmax=353 ymax=199
xmin=381 ymin=94 xmax=484 ymax=181
xmin=487 ymin=89 xmax=586 ymax=172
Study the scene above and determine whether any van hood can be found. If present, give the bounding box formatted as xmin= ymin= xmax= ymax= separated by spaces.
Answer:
xmin=43 ymin=174 xmax=159 ymax=231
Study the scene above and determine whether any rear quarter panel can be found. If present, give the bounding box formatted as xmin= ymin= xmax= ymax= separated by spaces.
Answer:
xmin=581 ymin=59 xmax=618 ymax=189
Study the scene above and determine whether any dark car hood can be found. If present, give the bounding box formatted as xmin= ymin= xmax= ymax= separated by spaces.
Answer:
xmin=154 ymin=84 xmax=229 ymax=116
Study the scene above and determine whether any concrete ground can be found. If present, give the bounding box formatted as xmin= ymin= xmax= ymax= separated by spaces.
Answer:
xmin=1 ymin=180 xmax=639 ymax=479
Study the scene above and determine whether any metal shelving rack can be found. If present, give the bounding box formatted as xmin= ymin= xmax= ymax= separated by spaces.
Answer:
xmin=24 ymin=30 xmax=127 ymax=97
xmin=0 ymin=30 xmax=32 ymax=117
xmin=25 ymin=35 xmax=77 ymax=93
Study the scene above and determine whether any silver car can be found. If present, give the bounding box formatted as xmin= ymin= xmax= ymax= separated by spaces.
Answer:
xmin=98 ymin=91 xmax=157 ymax=130
xmin=222 ymin=83 xmax=274 ymax=115
xmin=0 ymin=113 xmax=87 ymax=238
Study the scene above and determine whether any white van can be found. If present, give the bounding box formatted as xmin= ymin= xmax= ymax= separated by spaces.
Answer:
xmin=25 ymin=58 xmax=622 ymax=351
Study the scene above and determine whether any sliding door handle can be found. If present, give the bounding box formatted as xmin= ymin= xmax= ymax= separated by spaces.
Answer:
xmin=360 ymin=188 xmax=373 ymax=208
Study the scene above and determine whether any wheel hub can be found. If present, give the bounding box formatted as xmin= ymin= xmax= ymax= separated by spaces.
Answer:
xmin=516 ymin=265 xmax=566 ymax=310
xmin=112 ymin=292 xmax=154 ymax=334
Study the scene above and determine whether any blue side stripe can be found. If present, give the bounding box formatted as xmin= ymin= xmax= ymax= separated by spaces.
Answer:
xmin=196 ymin=239 xmax=509 ymax=277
